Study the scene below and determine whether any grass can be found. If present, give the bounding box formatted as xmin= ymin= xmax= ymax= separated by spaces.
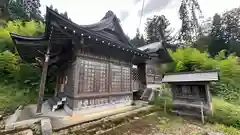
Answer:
xmin=153 ymin=90 xmax=240 ymax=130
xmin=207 ymin=97 xmax=240 ymax=129
xmin=104 ymin=111 xmax=240 ymax=135
xmin=0 ymin=83 xmax=36 ymax=113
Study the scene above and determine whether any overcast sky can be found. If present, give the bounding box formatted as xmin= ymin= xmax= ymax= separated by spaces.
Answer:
xmin=40 ymin=0 xmax=240 ymax=38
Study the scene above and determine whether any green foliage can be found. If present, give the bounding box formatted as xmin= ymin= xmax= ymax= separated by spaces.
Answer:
xmin=168 ymin=47 xmax=240 ymax=103
xmin=0 ymin=83 xmax=36 ymax=111
xmin=8 ymin=0 xmax=43 ymax=21
xmin=0 ymin=20 xmax=44 ymax=51
xmin=207 ymin=98 xmax=240 ymax=129
xmin=0 ymin=51 xmax=19 ymax=78
xmin=0 ymin=20 xmax=44 ymax=89
xmin=145 ymin=15 xmax=173 ymax=44
xmin=178 ymin=0 xmax=202 ymax=43
xmin=169 ymin=48 xmax=217 ymax=72
xmin=154 ymin=90 xmax=172 ymax=111
xmin=154 ymin=94 xmax=240 ymax=131
xmin=214 ymin=124 xmax=240 ymax=135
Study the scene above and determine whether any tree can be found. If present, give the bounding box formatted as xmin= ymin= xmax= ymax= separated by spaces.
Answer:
xmin=178 ymin=0 xmax=202 ymax=44
xmin=48 ymin=4 xmax=71 ymax=20
xmin=221 ymin=7 xmax=240 ymax=42
xmin=8 ymin=0 xmax=43 ymax=21
xmin=8 ymin=0 xmax=29 ymax=20
xmin=145 ymin=15 xmax=173 ymax=45
xmin=130 ymin=29 xmax=146 ymax=47
xmin=0 ymin=0 xmax=10 ymax=23
xmin=208 ymin=13 xmax=228 ymax=57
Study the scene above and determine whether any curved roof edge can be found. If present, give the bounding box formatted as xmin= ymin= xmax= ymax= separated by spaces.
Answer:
xmin=10 ymin=32 xmax=47 ymax=41
xmin=138 ymin=41 xmax=173 ymax=63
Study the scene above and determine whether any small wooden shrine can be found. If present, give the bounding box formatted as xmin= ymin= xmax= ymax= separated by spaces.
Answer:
xmin=133 ymin=42 xmax=172 ymax=101
xmin=10 ymin=7 xmax=171 ymax=115
xmin=162 ymin=70 xmax=219 ymax=116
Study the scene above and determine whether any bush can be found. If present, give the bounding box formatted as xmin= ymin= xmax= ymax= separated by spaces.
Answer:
xmin=0 ymin=20 xmax=44 ymax=52
xmin=0 ymin=20 xmax=45 ymax=89
xmin=214 ymin=124 xmax=240 ymax=135
xmin=153 ymin=90 xmax=172 ymax=111
xmin=207 ymin=98 xmax=240 ymax=129
xmin=0 ymin=83 xmax=37 ymax=112
xmin=166 ymin=48 xmax=240 ymax=103
xmin=154 ymin=92 xmax=240 ymax=129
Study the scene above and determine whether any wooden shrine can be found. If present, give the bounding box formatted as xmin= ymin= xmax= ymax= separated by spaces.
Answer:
xmin=133 ymin=42 xmax=172 ymax=101
xmin=10 ymin=7 xmax=171 ymax=115
xmin=162 ymin=70 xmax=219 ymax=116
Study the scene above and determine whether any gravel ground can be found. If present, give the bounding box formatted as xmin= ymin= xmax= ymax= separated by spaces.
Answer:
xmin=103 ymin=113 xmax=225 ymax=135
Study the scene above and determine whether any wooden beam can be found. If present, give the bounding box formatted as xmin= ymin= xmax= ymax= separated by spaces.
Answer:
xmin=36 ymin=44 xmax=51 ymax=114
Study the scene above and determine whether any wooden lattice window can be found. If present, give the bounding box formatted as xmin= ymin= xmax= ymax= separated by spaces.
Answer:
xmin=147 ymin=75 xmax=154 ymax=83
xmin=92 ymin=61 xmax=108 ymax=92
xmin=111 ymin=64 xmax=122 ymax=92
xmin=78 ymin=58 xmax=108 ymax=93
xmin=155 ymin=75 xmax=162 ymax=83
xmin=122 ymin=67 xmax=131 ymax=91
xmin=132 ymin=68 xmax=139 ymax=90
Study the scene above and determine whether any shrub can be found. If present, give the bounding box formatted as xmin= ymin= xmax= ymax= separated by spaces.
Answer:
xmin=166 ymin=48 xmax=240 ymax=103
xmin=214 ymin=124 xmax=240 ymax=135
xmin=0 ymin=20 xmax=45 ymax=89
xmin=0 ymin=20 xmax=44 ymax=52
xmin=0 ymin=50 xmax=19 ymax=80
xmin=0 ymin=83 xmax=36 ymax=112
xmin=207 ymin=98 xmax=240 ymax=129
xmin=153 ymin=90 xmax=172 ymax=111
xmin=154 ymin=93 xmax=240 ymax=130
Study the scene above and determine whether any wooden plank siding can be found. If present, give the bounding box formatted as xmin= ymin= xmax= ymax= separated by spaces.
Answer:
xmin=57 ymin=49 xmax=134 ymax=110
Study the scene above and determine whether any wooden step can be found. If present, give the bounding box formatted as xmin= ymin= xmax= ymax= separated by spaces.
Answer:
xmin=57 ymin=92 xmax=66 ymax=102
xmin=141 ymin=89 xmax=153 ymax=101
xmin=53 ymin=96 xmax=62 ymax=106
xmin=48 ymin=99 xmax=58 ymax=112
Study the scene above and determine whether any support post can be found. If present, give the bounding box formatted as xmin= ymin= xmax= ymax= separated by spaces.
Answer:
xmin=36 ymin=46 xmax=51 ymax=114
xmin=164 ymin=99 xmax=167 ymax=114
xmin=201 ymin=101 xmax=205 ymax=124
xmin=54 ymin=75 xmax=59 ymax=97
xmin=137 ymin=63 xmax=147 ymax=90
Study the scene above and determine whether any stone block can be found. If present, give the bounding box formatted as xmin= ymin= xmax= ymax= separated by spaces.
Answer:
xmin=41 ymin=118 xmax=52 ymax=135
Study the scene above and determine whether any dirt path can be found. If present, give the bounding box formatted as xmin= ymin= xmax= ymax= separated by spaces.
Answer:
xmin=103 ymin=113 xmax=230 ymax=135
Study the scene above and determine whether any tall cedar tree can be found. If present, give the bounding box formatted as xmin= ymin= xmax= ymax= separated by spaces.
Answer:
xmin=130 ymin=29 xmax=146 ymax=47
xmin=47 ymin=5 xmax=70 ymax=20
xmin=178 ymin=0 xmax=202 ymax=44
xmin=222 ymin=7 xmax=240 ymax=56
xmin=208 ymin=14 xmax=228 ymax=57
xmin=0 ymin=0 xmax=10 ymax=21
xmin=145 ymin=15 xmax=173 ymax=45
xmin=8 ymin=0 xmax=43 ymax=21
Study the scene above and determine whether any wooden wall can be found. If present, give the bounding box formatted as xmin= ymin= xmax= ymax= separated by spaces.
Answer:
xmin=146 ymin=64 xmax=162 ymax=84
xmin=58 ymin=49 xmax=134 ymax=110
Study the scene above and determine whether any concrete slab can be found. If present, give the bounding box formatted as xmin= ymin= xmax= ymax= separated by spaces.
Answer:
xmin=41 ymin=118 xmax=52 ymax=135
xmin=52 ymin=103 xmax=147 ymax=130
xmin=5 ymin=106 xmax=22 ymax=130
xmin=5 ymin=100 xmax=150 ymax=132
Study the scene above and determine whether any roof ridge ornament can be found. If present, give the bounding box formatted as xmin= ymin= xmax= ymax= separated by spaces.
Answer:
xmin=101 ymin=10 xmax=116 ymax=20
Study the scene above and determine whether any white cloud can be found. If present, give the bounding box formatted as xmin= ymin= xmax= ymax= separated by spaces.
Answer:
xmin=40 ymin=0 xmax=240 ymax=38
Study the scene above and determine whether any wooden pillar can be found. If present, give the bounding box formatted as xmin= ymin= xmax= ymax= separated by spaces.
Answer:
xmin=137 ymin=63 xmax=147 ymax=90
xmin=205 ymin=84 xmax=213 ymax=114
xmin=54 ymin=75 xmax=59 ymax=97
xmin=36 ymin=46 xmax=51 ymax=114
xmin=108 ymin=60 xmax=112 ymax=103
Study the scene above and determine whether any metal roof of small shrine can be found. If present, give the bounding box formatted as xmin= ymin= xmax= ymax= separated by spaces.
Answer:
xmin=162 ymin=70 xmax=219 ymax=83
